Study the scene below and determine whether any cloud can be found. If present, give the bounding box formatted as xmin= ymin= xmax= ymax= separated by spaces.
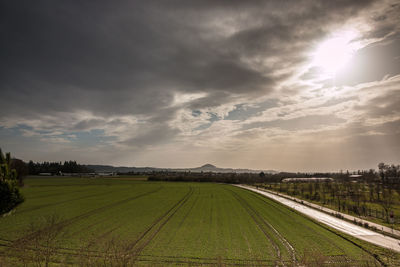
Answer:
xmin=336 ymin=34 xmax=400 ymax=85
xmin=0 ymin=0 xmax=379 ymax=117
xmin=224 ymin=100 xmax=279 ymax=121
xmin=1 ymin=0 xmax=399 ymax=170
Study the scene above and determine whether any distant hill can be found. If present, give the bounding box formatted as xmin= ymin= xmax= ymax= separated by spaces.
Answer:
xmin=86 ymin=163 xmax=277 ymax=174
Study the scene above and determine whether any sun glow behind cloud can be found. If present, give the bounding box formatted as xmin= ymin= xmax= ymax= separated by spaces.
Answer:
xmin=312 ymin=31 xmax=361 ymax=76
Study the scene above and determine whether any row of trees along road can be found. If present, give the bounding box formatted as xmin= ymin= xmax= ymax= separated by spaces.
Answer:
xmin=0 ymin=148 xmax=24 ymax=215
xmin=265 ymin=163 xmax=400 ymax=224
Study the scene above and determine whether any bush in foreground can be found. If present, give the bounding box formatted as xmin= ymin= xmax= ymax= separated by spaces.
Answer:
xmin=0 ymin=180 xmax=24 ymax=214
xmin=0 ymin=149 xmax=24 ymax=215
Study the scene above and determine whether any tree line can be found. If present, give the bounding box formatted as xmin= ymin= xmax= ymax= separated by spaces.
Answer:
xmin=27 ymin=160 xmax=94 ymax=175
xmin=148 ymin=163 xmax=400 ymax=185
xmin=378 ymin=162 xmax=400 ymax=184
xmin=148 ymin=171 xmax=342 ymax=184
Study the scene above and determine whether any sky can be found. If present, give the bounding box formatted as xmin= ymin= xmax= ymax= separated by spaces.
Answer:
xmin=1 ymin=0 xmax=400 ymax=172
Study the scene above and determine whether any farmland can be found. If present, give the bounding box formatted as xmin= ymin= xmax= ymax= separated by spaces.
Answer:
xmin=0 ymin=177 xmax=392 ymax=266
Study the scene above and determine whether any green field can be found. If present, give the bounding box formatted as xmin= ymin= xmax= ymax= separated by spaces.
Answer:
xmin=0 ymin=177 xmax=387 ymax=265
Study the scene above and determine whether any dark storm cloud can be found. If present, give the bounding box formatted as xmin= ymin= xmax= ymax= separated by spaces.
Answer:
xmin=0 ymin=0 xmax=272 ymax=119
xmin=187 ymin=92 xmax=232 ymax=110
xmin=0 ymin=0 xmax=378 ymax=117
xmin=72 ymin=119 xmax=106 ymax=131
xmin=224 ymin=0 xmax=376 ymax=56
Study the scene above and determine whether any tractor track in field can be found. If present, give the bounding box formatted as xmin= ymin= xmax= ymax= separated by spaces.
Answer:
xmin=53 ymin=186 xmax=163 ymax=227
xmin=165 ymin=187 xmax=200 ymax=246
xmin=247 ymin=189 xmax=356 ymax=261
xmin=260 ymin=213 xmax=296 ymax=264
xmin=0 ymin=245 xmax=298 ymax=267
xmin=226 ymin=189 xmax=281 ymax=262
xmin=135 ymin=256 xmax=284 ymax=266
xmin=27 ymin=183 xmax=116 ymax=187
xmin=227 ymin=188 xmax=297 ymax=266
xmin=127 ymin=186 xmax=194 ymax=261
xmin=0 ymin=241 xmax=374 ymax=267
xmin=17 ymin=190 xmax=117 ymax=214
xmin=26 ymin=187 xmax=93 ymax=200
xmin=12 ymin=186 xmax=164 ymax=244
xmin=26 ymin=191 xmax=69 ymax=199
xmin=2 ymin=237 xmax=281 ymax=266
xmin=28 ymin=192 xmax=80 ymax=200
xmin=1 ymin=183 xmax=196 ymax=262
xmin=241 ymin=191 xmax=299 ymax=264
xmin=85 ymin=224 xmax=122 ymax=251
xmin=66 ymin=219 xmax=107 ymax=239
xmin=239 ymin=186 xmax=386 ymax=266
xmin=2 ymin=237 xmax=290 ymax=266
xmin=248 ymin=188 xmax=352 ymax=259
xmin=62 ymin=187 xmax=154 ymax=239
xmin=177 ymin=188 xmax=199 ymax=229
xmin=0 ymin=247 xmax=368 ymax=267
xmin=0 ymin=183 xmax=381 ymax=266
xmin=135 ymin=256 xmax=369 ymax=266
xmin=247 ymin=189 xmax=367 ymax=265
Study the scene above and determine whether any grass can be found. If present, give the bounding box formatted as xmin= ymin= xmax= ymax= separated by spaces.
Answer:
xmin=0 ymin=176 xmax=396 ymax=266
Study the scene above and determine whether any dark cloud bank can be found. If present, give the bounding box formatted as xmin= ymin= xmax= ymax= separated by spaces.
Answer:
xmin=0 ymin=0 xmax=382 ymax=116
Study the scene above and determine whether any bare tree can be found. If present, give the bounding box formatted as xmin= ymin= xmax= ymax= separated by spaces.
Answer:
xmin=380 ymin=188 xmax=394 ymax=223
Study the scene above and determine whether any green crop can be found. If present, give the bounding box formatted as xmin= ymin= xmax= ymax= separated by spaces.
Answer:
xmin=0 ymin=177 xmax=386 ymax=266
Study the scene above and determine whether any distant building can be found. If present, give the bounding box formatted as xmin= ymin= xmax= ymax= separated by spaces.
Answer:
xmin=38 ymin=172 xmax=52 ymax=176
xmin=349 ymin=174 xmax=363 ymax=178
xmin=60 ymin=172 xmax=96 ymax=177
xmin=96 ymin=172 xmax=116 ymax=176
xmin=58 ymin=172 xmax=116 ymax=177
xmin=282 ymin=177 xmax=333 ymax=183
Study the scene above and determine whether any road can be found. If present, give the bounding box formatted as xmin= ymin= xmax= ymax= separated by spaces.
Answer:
xmin=258 ymin=187 xmax=400 ymax=238
xmin=236 ymin=184 xmax=400 ymax=252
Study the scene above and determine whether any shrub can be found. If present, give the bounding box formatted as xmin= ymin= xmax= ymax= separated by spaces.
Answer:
xmin=0 ymin=148 xmax=24 ymax=215
xmin=0 ymin=180 xmax=24 ymax=214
